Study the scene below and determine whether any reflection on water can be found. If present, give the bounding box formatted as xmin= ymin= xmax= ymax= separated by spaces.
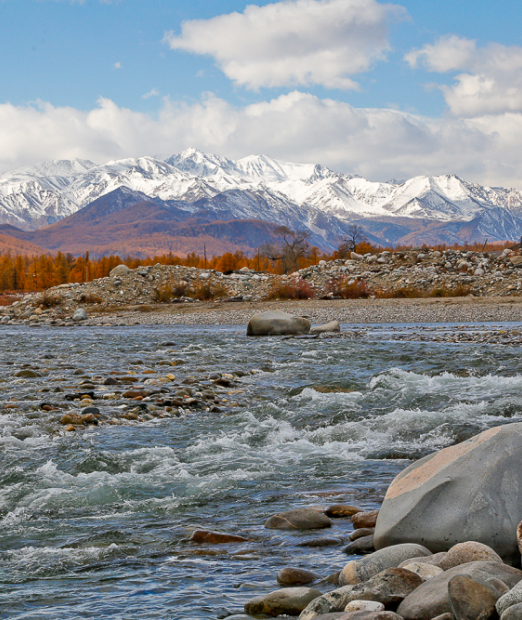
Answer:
xmin=1 ymin=323 xmax=521 ymax=618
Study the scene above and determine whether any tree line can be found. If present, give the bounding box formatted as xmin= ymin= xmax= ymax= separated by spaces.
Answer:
xmin=0 ymin=224 xmax=511 ymax=293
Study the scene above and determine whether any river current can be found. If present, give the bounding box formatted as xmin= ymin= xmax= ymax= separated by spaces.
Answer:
xmin=1 ymin=323 xmax=522 ymax=619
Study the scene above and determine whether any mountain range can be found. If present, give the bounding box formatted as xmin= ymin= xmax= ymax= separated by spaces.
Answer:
xmin=1 ymin=148 xmax=522 ymax=256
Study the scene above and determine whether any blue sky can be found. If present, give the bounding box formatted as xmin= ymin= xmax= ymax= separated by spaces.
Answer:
xmin=1 ymin=0 xmax=522 ymax=188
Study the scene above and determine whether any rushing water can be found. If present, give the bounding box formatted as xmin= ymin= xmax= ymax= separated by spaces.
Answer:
xmin=1 ymin=323 xmax=522 ymax=619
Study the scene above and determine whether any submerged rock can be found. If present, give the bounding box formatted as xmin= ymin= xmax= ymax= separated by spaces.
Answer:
xmin=244 ymin=587 xmax=322 ymax=617
xmin=374 ymin=423 xmax=522 ymax=564
xmin=265 ymin=508 xmax=332 ymax=530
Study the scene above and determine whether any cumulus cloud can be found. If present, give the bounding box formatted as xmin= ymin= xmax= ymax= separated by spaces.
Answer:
xmin=1 ymin=94 xmax=522 ymax=189
xmin=406 ymin=36 xmax=522 ymax=117
xmin=164 ymin=0 xmax=406 ymax=90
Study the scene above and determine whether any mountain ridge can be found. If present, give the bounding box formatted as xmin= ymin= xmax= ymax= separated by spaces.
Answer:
xmin=1 ymin=149 xmax=522 ymax=250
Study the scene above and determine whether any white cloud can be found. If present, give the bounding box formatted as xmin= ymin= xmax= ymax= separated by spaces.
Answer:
xmin=1 ymin=94 xmax=522 ymax=189
xmin=142 ymin=88 xmax=160 ymax=99
xmin=164 ymin=0 xmax=406 ymax=90
xmin=406 ymin=36 xmax=522 ymax=117
xmin=114 ymin=62 xmax=122 ymax=69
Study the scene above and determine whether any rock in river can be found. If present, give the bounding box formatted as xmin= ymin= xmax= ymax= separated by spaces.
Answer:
xmin=265 ymin=508 xmax=332 ymax=530
xmin=245 ymin=587 xmax=322 ymax=617
xmin=374 ymin=423 xmax=522 ymax=564
xmin=247 ymin=310 xmax=311 ymax=336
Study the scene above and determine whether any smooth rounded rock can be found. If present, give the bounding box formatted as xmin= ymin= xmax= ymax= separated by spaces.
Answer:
xmin=300 ymin=567 xmax=423 ymax=620
xmin=244 ymin=587 xmax=321 ymax=617
xmin=397 ymin=561 xmax=522 ymax=620
xmin=398 ymin=552 xmax=447 ymax=569
xmin=518 ymin=521 xmax=522 ymax=555
xmin=325 ymin=505 xmax=363 ymax=519
xmin=110 ymin=264 xmax=131 ymax=277
xmin=189 ymin=530 xmax=248 ymax=544
xmin=352 ymin=511 xmax=379 ymax=529
xmin=497 ymin=580 xmax=522 ymax=616
xmin=343 ymin=536 xmax=375 ymax=555
xmin=310 ymin=320 xmax=341 ymax=334
xmin=277 ymin=567 xmax=319 ymax=586
xmin=247 ymin=310 xmax=311 ymax=336
xmin=72 ymin=308 xmax=88 ymax=322
xmin=439 ymin=541 xmax=503 ymax=570
xmin=401 ymin=562 xmax=443 ymax=580
xmin=502 ymin=603 xmax=522 ymax=620
xmin=345 ymin=601 xmax=385 ymax=612
xmin=265 ymin=508 xmax=332 ymax=530
xmin=350 ymin=528 xmax=375 ymax=541
xmin=374 ymin=423 xmax=522 ymax=565
xmin=339 ymin=543 xmax=432 ymax=585
xmin=448 ymin=574 xmax=500 ymax=620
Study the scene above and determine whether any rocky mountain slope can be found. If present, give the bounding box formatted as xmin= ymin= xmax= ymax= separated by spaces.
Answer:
xmin=1 ymin=149 xmax=522 ymax=249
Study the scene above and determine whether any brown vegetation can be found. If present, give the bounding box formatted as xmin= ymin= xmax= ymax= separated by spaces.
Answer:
xmin=266 ymin=278 xmax=315 ymax=300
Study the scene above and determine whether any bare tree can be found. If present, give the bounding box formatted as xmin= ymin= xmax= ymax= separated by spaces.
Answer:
xmin=341 ymin=224 xmax=367 ymax=254
xmin=260 ymin=226 xmax=311 ymax=273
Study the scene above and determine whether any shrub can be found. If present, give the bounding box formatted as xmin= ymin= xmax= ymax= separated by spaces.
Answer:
xmin=429 ymin=284 xmax=471 ymax=298
xmin=40 ymin=290 xmax=64 ymax=307
xmin=0 ymin=293 xmax=23 ymax=307
xmin=265 ymin=278 xmax=315 ymax=300
xmin=78 ymin=292 xmax=103 ymax=304
xmin=376 ymin=286 xmax=427 ymax=299
xmin=326 ymin=276 xmax=369 ymax=299
xmin=192 ymin=277 xmax=228 ymax=301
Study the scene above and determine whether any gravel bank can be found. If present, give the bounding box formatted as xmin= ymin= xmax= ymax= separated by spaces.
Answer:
xmin=87 ymin=297 xmax=522 ymax=326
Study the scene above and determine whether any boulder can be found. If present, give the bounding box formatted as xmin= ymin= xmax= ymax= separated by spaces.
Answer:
xmin=244 ymin=587 xmax=321 ymax=617
xmin=300 ymin=568 xmax=422 ymax=620
xmin=374 ymin=423 xmax=522 ymax=564
xmin=518 ymin=521 xmax=522 ymax=555
xmin=277 ymin=567 xmax=319 ymax=586
xmin=72 ymin=308 xmax=88 ymax=322
xmin=397 ymin=561 xmax=522 ymax=620
xmin=350 ymin=528 xmax=375 ymax=541
xmin=398 ymin=552 xmax=447 ymax=569
xmin=265 ymin=508 xmax=332 ymax=530
xmin=438 ymin=541 xmax=503 ymax=570
xmin=497 ymin=580 xmax=522 ymax=616
xmin=110 ymin=264 xmax=132 ymax=277
xmin=448 ymin=575 xmax=500 ymax=620
xmin=339 ymin=544 xmax=431 ymax=585
xmin=310 ymin=321 xmax=341 ymax=334
xmin=247 ymin=310 xmax=311 ymax=336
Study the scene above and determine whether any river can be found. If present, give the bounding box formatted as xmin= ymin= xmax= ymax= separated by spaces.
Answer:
xmin=1 ymin=323 xmax=521 ymax=619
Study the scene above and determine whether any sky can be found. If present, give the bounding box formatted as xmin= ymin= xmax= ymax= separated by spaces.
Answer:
xmin=1 ymin=0 xmax=522 ymax=188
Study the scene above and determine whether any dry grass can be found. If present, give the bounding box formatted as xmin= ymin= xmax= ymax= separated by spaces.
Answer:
xmin=265 ymin=278 xmax=315 ymax=300
xmin=376 ymin=283 xmax=472 ymax=299
xmin=326 ymin=277 xmax=370 ymax=299
xmin=0 ymin=293 xmax=23 ymax=306
xmin=78 ymin=292 xmax=104 ymax=304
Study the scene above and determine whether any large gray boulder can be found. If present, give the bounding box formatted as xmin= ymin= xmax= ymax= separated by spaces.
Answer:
xmin=397 ymin=561 xmax=522 ymax=620
xmin=374 ymin=423 xmax=522 ymax=564
xmin=110 ymin=264 xmax=131 ymax=277
xmin=247 ymin=310 xmax=311 ymax=336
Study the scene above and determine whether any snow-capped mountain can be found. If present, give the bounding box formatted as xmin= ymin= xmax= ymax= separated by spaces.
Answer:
xmin=1 ymin=148 xmax=522 ymax=246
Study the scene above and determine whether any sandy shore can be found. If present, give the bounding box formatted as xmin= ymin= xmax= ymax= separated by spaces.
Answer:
xmin=87 ymin=296 xmax=522 ymax=326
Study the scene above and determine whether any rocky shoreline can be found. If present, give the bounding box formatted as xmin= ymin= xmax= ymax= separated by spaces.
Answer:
xmin=3 ymin=247 xmax=522 ymax=328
